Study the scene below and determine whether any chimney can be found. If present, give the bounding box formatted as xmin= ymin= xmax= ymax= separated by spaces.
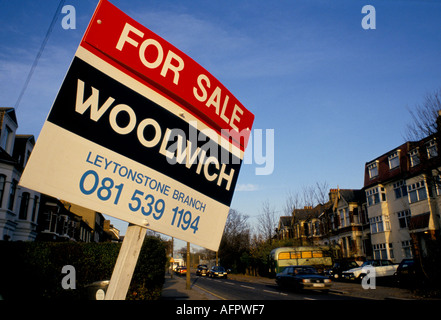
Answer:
xmin=328 ymin=188 xmax=339 ymax=204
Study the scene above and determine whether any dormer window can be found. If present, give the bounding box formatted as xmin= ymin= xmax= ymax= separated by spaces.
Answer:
xmin=388 ymin=151 xmax=400 ymax=170
xmin=409 ymin=149 xmax=420 ymax=167
xmin=0 ymin=125 xmax=14 ymax=155
xmin=426 ymin=140 xmax=438 ymax=159
xmin=367 ymin=161 xmax=378 ymax=179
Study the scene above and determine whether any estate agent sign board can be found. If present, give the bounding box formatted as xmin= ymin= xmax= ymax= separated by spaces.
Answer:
xmin=19 ymin=0 xmax=254 ymax=251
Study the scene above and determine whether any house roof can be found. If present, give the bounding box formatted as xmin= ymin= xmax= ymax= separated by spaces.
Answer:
xmin=278 ymin=216 xmax=292 ymax=228
xmin=339 ymin=189 xmax=364 ymax=203
xmin=292 ymin=202 xmax=331 ymax=222
xmin=364 ymin=134 xmax=441 ymax=188
xmin=0 ymin=108 xmax=18 ymax=126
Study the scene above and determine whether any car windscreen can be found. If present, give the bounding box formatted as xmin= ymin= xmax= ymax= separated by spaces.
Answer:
xmin=295 ymin=267 xmax=317 ymax=275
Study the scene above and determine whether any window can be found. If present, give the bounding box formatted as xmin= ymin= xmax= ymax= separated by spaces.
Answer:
xmin=368 ymin=161 xmax=378 ymax=179
xmin=426 ymin=140 xmax=438 ymax=159
xmin=409 ymin=149 xmax=420 ymax=167
xmin=302 ymin=251 xmax=312 ymax=259
xmin=402 ymin=240 xmax=413 ymax=258
xmin=393 ymin=181 xmax=408 ymax=199
xmin=31 ymin=196 xmax=39 ymax=222
xmin=373 ymin=243 xmax=388 ymax=260
xmin=313 ymin=221 xmax=320 ymax=235
xmin=389 ymin=243 xmax=394 ymax=260
xmin=366 ymin=187 xmax=386 ymax=206
xmin=388 ymin=151 xmax=400 ymax=170
xmin=338 ymin=209 xmax=350 ymax=228
xmin=339 ymin=209 xmax=345 ymax=227
xmin=408 ymin=180 xmax=427 ymax=203
xmin=369 ymin=215 xmax=390 ymax=234
xmin=397 ymin=210 xmax=411 ymax=228
xmin=0 ymin=125 xmax=14 ymax=155
xmin=7 ymin=179 xmax=17 ymax=211
xmin=18 ymin=192 xmax=30 ymax=220
xmin=0 ymin=174 xmax=5 ymax=207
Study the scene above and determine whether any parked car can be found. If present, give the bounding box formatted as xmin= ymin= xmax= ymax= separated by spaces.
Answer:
xmin=394 ymin=259 xmax=425 ymax=287
xmin=342 ymin=260 xmax=398 ymax=280
xmin=326 ymin=260 xmax=360 ymax=279
xmin=196 ymin=265 xmax=208 ymax=276
xmin=276 ymin=266 xmax=332 ymax=292
xmin=175 ymin=266 xmax=187 ymax=275
xmin=208 ymin=266 xmax=227 ymax=278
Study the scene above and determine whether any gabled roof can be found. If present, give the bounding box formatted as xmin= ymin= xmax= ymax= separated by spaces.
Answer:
xmin=278 ymin=216 xmax=292 ymax=228
xmin=0 ymin=108 xmax=18 ymax=126
xmin=292 ymin=202 xmax=331 ymax=222
xmin=339 ymin=189 xmax=364 ymax=203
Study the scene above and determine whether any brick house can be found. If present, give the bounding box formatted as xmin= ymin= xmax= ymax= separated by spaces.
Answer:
xmin=0 ymin=108 xmax=40 ymax=241
xmin=364 ymin=135 xmax=441 ymax=263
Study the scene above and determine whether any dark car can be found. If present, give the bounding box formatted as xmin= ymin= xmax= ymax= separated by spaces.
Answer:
xmin=276 ymin=266 xmax=332 ymax=292
xmin=196 ymin=265 xmax=208 ymax=276
xmin=208 ymin=266 xmax=227 ymax=278
xmin=326 ymin=261 xmax=360 ymax=279
xmin=395 ymin=259 xmax=425 ymax=287
xmin=175 ymin=266 xmax=187 ymax=275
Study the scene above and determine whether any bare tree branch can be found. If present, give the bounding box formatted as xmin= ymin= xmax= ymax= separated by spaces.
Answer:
xmin=404 ymin=88 xmax=441 ymax=141
xmin=257 ymin=200 xmax=277 ymax=242
xmin=283 ymin=189 xmax=301 ymax=216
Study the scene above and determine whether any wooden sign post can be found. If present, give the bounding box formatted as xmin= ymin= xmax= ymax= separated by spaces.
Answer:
xmin=105 ymin=223 xmax=147 ymax=300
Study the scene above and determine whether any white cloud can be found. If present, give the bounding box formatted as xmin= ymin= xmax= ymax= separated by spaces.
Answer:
xmin=236 ymin=183 xmax=260 ymax=192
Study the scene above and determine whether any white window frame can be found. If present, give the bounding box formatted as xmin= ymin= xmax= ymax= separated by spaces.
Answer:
xmin=426 ymin=140 xmax=438 ymax=159
xmin=393 ymin=180 xmax=407 ymax=199
xmin=367 ymin=161 xmax=379 ymax=179
xmin=401 ymin=240 xmax=413 ymax=258
xmin=388 ymin=151 xmax=400 ymax=170
xmin=408 ymin=180 xmax=427 ymax=203
xmin=409 ymin=149 xmax=420 ymax=167
xmin=397 ymin=210 xmax=411 ymax=229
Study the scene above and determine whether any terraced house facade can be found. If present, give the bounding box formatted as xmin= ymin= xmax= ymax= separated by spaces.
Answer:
xmin=278 ymin=131 xmax=441 ymax=265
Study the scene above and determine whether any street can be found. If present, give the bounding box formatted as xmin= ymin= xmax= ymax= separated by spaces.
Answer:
xmin=180 ymin=272 xmax=364 ymax=301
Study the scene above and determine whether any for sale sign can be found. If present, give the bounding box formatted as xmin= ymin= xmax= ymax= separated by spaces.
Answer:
xmin=19 ymin=0 xmax=254 ymax=251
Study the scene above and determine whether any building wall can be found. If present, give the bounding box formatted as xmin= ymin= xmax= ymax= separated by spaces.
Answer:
xmin=0 ymin=109 xmax=41 ymax=241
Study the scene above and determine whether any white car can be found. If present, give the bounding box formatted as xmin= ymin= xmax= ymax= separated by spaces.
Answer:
xmin=342 ymin=260 xmax=398 ymax=280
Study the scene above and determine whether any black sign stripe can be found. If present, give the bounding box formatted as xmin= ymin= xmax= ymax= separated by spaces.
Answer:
xmin=47 ymin=57 xmax=241 ymax=206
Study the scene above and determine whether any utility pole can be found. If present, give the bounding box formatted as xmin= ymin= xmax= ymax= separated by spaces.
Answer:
xmin=186 ymin=242 xmax=191 ymax=290
xmin=170 ymin=237 xmax=174 ymax=279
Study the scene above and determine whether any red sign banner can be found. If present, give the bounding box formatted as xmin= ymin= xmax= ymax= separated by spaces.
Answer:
xmin=81 ymin=0 xmax=254 ymax=151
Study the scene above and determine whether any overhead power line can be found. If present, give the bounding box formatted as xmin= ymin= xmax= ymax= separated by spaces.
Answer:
xmin=14 ymin=0 xmax=66 ymax=110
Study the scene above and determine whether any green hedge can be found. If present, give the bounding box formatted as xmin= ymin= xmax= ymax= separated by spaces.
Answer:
xmin=0 ymin=236 xmax=167 ymax=300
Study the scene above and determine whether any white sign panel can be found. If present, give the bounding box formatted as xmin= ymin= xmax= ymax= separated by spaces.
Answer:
xmin=19 ymin=0 xmax=254 ymax=251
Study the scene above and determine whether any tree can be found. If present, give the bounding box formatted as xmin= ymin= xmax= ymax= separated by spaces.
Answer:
xmin=283 ymin=189 xmax=302 ymax=216
xmin=404 ymin=87 xmax=441 ymax=141
xmin=256 ymin=200 xmax=277 ymax=243
xmin=314 ymin=181 xmax=330 ymax=205
xmin=218 ymin=209 xmax=251 ymax=273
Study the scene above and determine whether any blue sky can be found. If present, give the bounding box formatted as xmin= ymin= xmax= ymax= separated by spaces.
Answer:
xmin=2 ymin=0 xmax=441 ymax=245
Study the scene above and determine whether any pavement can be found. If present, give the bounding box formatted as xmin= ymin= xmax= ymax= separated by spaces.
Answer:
xmin=160 ymin=273 xmax=221 ymax=300
xmin=160 ymin=272 xmax=436 ymax=300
